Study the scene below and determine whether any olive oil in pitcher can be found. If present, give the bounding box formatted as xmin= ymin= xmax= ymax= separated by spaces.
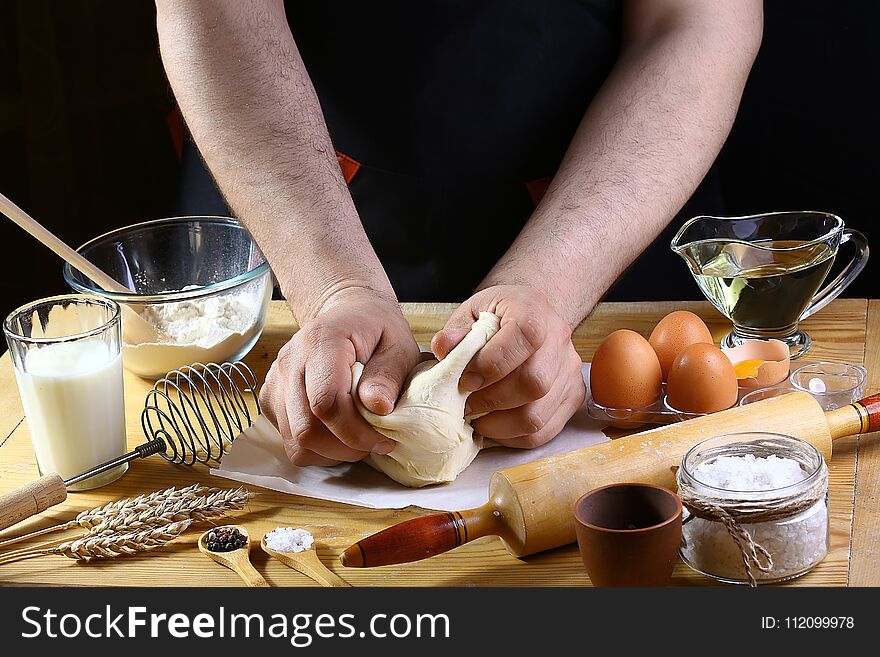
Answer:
xmin=671 ymin=212 xmax=868 ymax=359
xmin=689 ymin=240 xmax=836 ymax=331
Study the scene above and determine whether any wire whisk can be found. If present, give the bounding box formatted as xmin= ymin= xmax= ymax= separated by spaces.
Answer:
xmin=141 ymin=361 xmax=262 ymax=466
xmin=63 ymin=361 xmax=262 ymax=487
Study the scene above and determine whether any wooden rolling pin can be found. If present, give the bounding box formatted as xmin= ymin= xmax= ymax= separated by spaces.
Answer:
xmin=341 ymin=390 xmax=880 ymax=567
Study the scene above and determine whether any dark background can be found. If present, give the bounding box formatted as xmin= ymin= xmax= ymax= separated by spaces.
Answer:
xmin=0 ymin=1 xmax=876 ymax=315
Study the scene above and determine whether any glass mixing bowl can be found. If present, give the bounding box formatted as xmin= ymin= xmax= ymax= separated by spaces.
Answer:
xmin=64 ymin=216 xmax=272 ymax=379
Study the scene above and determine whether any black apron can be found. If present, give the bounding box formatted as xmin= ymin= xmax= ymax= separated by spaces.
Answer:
xmin=177 ymin=1 xmax=721 ymax=302
xmin=287 ymin=0 xmax=620 ymax=301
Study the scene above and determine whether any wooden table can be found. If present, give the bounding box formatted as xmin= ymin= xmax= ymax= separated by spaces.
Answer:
xmin=1 ymin=299 xmax=878 ymax=586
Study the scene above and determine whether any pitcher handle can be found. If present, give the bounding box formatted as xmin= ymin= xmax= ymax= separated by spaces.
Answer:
xmin=801 ymin=229 xmax=869 ymax=320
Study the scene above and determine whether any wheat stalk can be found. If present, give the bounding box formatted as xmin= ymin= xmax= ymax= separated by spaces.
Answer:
xmin=76 ymin=483 xmax=210 ymax=528
xmin=0 ymin=483 xmax=208 ymax=549
xmin=0 ymin=520 xmax=194 ymax=565
xmin=87 ymin=486 xmax=250 ymax=535
xmin=0 ymin=484 xmax=251 ymax=552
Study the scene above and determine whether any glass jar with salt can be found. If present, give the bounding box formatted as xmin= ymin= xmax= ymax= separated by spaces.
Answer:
xmin=677 ymin=432 xmax=828 ymax=586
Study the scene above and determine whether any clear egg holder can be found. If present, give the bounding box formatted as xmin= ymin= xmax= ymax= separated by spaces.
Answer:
xmin=586 ymin=360 xmax=867 ymax=428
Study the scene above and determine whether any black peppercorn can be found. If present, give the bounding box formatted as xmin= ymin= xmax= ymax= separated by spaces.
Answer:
xmin=205 ymin=526 xmax=247 ymax=552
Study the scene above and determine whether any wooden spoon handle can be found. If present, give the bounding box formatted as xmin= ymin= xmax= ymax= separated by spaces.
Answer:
xmin=0 ymin=191 xmax=131 ymax=293
xmin=0 ymin=473 xmax=67 ymax=532
xmin=298 ymin=551 xmax=351 ymax=587
xmin=231 ymin=558 xmax=270 ymax=587
xmin=341 ymin=506 xmax=497 ymax=568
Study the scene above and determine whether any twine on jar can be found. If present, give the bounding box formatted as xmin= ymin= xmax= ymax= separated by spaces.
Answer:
xmin=676 ymin=440 xmax=828 ymax=587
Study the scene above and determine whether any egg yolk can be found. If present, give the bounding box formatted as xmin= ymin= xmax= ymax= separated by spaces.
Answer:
xmin=734 ymin=359 xmax=765 ymax=379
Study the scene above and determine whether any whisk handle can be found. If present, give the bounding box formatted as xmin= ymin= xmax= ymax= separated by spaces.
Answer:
xmin=63 ymin=439 xmax=167 ymax=487
xmin=0 ymin=473 xmax=67 ymax=532
xmin=0 ymin=441 xmax=168 ymax=532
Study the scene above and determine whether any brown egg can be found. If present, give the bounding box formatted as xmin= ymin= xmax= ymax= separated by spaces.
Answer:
xmin=667 ymin=343 xmax=739 ymax=413
xmin=648 ymin=310 xmax=713 ymax=380
xmin=590 ymin=329 xmax=662 ymax=409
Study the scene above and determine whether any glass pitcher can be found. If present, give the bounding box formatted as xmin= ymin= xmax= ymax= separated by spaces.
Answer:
xmin=671 ymin=211 xmax=868 ymax=358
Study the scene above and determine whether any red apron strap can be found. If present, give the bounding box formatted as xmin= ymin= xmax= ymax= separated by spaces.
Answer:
xmin=525 ymin=177 xmax=552 ymax=206
xmin=336 ymin=151 xmax=362 ymax=184
xmin=167 ymin=106 xmax=185 ymax=160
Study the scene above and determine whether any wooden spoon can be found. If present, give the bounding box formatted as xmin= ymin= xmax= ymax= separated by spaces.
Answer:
xmin=0 ymin=191 xmax=157 ymax=343
xmin=261 ymin=535 xmax=351 ymax=587
xmin=198 ymin=525 xmax=269 ymax=587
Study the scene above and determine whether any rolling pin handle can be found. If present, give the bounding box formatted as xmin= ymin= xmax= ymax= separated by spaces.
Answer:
xmin=852 ymin=392 xmax=880 ymax=434
xmin=825 ymin=391 xmax=880 ymax=441
xmin=0 ymin=473 xmax=68 ymax=532
xmin=341 ymin=506 xmax=494 ymax=568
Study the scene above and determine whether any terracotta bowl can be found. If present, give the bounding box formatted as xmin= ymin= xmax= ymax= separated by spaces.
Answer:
xmin=574 ymin=483 xmax=682 ymax=587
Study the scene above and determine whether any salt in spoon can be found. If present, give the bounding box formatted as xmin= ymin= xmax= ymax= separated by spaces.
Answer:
xmin=198 ymin=525 xmax=269 ymax=587
xmin=261 ymin=532 xmax=350 ymax=587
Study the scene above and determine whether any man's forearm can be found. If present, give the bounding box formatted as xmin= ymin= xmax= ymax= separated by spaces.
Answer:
xmin=481 ymin=1 xmax=763 ymax=328
xmin=156 ymin=0 xmax=394 ymax=321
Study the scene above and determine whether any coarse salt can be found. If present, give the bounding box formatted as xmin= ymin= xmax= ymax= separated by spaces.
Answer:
xmin=692 ymin=453 xmax=807 ymax=493
xmin=265 ymin=527 xmax=315 ymax=553
xmin=681 ymin=453 xmax=828 ymax=583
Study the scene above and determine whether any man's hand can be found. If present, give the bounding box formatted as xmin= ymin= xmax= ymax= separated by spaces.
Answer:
xmin=431 ymin=285 xmax=585 ymax=449
xmin=260 ymin=288 xmax=421 ymax=466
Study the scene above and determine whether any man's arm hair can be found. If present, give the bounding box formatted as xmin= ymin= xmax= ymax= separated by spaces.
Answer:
xmin=155 ymin=0 xmax=396 ymax=322
xmin=480 ymin=0 xmax=763 ymax=327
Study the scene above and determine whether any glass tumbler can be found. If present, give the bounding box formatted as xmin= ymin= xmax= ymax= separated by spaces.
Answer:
xmin=3 ymin=295 xmax=128 ymax=490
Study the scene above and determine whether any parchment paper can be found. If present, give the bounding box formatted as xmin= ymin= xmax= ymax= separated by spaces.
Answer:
xmin=212 ymin=364 xmax=608 ymax=511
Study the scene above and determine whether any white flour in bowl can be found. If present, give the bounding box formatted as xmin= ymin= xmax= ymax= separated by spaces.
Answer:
xmin=122 ymin=284 xmax=267 ymax=378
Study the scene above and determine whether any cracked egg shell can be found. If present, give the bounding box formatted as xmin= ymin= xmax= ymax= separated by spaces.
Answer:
xmin=721 ymin=339 xmax=790 ymax=388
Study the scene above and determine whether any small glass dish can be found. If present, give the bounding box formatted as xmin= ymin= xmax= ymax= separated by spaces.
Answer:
xmin=738 ymin=387 xmax=798 ymax=406
xmin=789 ymin=361 xmax=867 ymax=411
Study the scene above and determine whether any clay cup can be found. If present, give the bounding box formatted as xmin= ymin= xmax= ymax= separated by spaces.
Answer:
xmin=574 ymin=483 xmax=682 ymax=586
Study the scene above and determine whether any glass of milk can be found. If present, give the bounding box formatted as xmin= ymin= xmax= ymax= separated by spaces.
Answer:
xmin=4 ymin=295 xmax=127 ymax=490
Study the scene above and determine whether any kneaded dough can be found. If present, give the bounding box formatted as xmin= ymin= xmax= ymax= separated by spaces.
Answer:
xmin=351 ymin=311 xmax=501 ymax=487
